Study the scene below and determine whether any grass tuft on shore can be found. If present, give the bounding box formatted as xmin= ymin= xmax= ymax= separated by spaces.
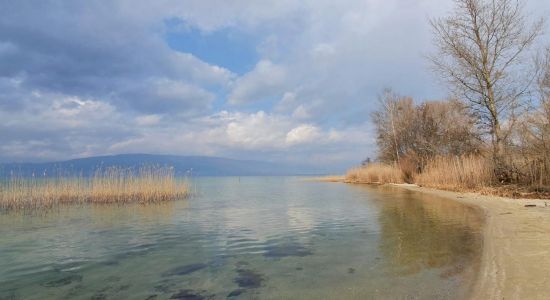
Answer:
xmin=0 ymin=166 xmax=188 ymax=211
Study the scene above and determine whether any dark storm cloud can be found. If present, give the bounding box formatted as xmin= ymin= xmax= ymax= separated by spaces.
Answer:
xmin=114 ymin=78 xmax=215 ymax=114
xmin=0 ymin=78 xmax=27 ymax=111
xmin=0 ymin=1 xmax=231 ymax=114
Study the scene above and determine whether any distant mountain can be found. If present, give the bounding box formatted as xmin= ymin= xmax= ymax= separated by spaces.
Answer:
xmin=0 ymin=154 xmax=325 ymax=177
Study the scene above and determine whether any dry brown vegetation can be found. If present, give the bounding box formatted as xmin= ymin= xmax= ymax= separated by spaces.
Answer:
xmin=346 ymin=156 xmax=550 ymax=198
xmin=306 ymin=176 xmax=345 ymax=182
xmin=0 ymin=166 xmax=188 ymax=211
xmin=372 ymin=91 xmax=481 ymax=169
xmin=430 ymin=0 xmax=544 ymax=169
xmin=346 ymin=163 xmax=404 ymax=184
xmin=346 ymin=156 xmax=494 ymax=190
xmin=348 ymin=0 xmax=550 ymax=198
xmin=415 ymin=156 xmax=494 ymax=191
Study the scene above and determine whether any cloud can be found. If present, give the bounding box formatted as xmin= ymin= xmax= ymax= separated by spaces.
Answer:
xmin=152 ymin=0 xmax=304 ymax=32
xmin=116 ymin=78 xmax=215 ymax=114
xmin=225 ymin=111 xmax=288 ymax=148
xmin=104 ymin=110 xmax=374 ymax=169
xmin=1 ymin=0 xmax=549 ymax=169
xmin=286 ymin=125 xmax=321 ymax=145
xmin=0 ymin=1 xmax=233 ymax=115
xmin=228 ymin=60 xmax=287 ymax=105
xmin=219 ymin=0 xmax=462 ymax=125
xmin=0 ymin=91 xmax=132 ymax=162
xmin=135 ymin=114 xmax=162 ymax=126
xmin=0 ymin=77 xmax=27 ymax=111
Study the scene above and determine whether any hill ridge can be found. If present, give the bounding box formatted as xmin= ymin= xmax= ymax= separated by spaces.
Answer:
xmin=0 ymin=154 xmax=322 ymax=177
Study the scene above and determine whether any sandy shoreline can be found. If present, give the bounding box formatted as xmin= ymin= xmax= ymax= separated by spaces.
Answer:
xmin=390 ymin=184 xmax=550 ymax=300
xmin=320 ymin=176 xmax=550 ymax=299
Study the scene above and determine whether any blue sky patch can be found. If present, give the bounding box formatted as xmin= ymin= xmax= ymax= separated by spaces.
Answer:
xmin=164 ymin=19 xmax=259 ymax=75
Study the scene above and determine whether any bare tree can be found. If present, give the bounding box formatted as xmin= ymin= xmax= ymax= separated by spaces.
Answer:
xmin=411 ymin=99 xmax=481 ymax=160
xmin=541 ymin=47 xmax=550 ymax=102
xmin=372 ymin=89 xmax=481 ymax=169
xmin=429 ymin=0 xmax=544 ymax=169
xmin=372 ymin=89 xmax=415 ymax=164
xmin=518 ymin=47 xmax=550 ymax=185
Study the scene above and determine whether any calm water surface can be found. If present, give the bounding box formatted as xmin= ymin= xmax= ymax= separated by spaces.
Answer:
xmin=0 ymin=177 xmax=483 ymax=299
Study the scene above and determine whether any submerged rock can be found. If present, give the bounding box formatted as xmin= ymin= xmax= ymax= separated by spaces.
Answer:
xmin=115 ymin=284 xmax=131 ymax=292
xmin=65 ymin=284 xmax=85 ymax=298
xmin=234 ymin=269 xmax=264 ymax=289
xmin=41 ymin=273 xmax=83 ymax=287
xmin=263 ymin=243 xmax=312 ymax=258
xmin=235 ymin=261 xmax=249 ymax=268
xmin=227 ymin=289 xmax=245 ymax=298
xmin=162 ymin=263 xmax=208 ymax=277
xmin=102 ymin=260 xmax=120 ymax=266
xmin=170 ymin=289 xmax=213 ymax=300
xmin=154 ymin=283 xmax=172 ymax=294
xmin=209 ymin=256 xmax=227 ymax=268
xmin=91 ymin=293 xmax=107 ymax=300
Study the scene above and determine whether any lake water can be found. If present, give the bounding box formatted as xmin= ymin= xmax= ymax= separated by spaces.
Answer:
xmin=0 ymin=177 xmax=483 ymax=300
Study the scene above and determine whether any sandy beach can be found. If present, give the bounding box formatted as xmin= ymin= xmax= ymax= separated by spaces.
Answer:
xmin=392 ymin=184 xmax=550 ymax=300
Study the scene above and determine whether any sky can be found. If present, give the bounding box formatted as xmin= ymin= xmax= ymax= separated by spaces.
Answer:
xmin=1 ymin=1 xmax=549 ymax=171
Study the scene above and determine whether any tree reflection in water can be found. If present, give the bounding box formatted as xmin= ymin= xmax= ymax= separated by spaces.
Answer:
xmin=374 ymin=186 xmax=483 ymax=278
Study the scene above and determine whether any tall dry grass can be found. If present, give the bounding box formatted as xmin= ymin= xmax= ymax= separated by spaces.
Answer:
xmin=345 ymin=163 xmax=404 ymax=184
xmin=415 ymin=156 xmax=494 ymax=191
xmin=0 ymin=166 xmax=188 ymax=211
xmin=346 ymin=155 xmax=495 ymax=192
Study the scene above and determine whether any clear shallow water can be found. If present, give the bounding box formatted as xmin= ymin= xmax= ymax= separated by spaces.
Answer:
xmin=0 ymin=177 xmax=483 ymax=300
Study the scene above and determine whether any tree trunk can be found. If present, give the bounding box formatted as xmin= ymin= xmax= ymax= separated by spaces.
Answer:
xmin=488 ymin=86 xmax=508 ymax=183
xmin=492 ymin=120 xmax=509 ymax=183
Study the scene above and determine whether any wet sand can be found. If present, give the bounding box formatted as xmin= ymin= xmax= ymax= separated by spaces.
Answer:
xmin=394 ymin=184 xmax=550 ymax=300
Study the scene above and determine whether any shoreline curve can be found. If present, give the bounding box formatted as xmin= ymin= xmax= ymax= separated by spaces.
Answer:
xmin=391 ymin=184 xmax=550 ymax=299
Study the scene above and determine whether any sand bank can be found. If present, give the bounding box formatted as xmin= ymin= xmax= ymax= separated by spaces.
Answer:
xmin=394 ymin=184 xmax=550 ymax=300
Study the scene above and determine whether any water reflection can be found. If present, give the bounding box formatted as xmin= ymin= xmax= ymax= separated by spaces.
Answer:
xmin=88 ymin=200 xmax=183 ymax=227
xmin=0 ymin=178 xmax=483 ymax=300
xmin=372 ymin=186 xmax=483 ymax=278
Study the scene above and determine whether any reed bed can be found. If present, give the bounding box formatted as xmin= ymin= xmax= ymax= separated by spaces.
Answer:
xmin=0 ymin=166 xmax=188 ymax=211
xmin=415 ymin=156 xmax=494 ymax=191
xmin=345 ymin=163 xmax=404 ymax=184
xmin=345 ymin=156 xmax=495 ymax=192
xmin=305 ymin=175 xmax=345 ymax=182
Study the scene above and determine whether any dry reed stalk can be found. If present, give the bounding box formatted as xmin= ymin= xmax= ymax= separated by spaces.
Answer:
xmin=305 ymin=176 xmax=345 ymax=182
xmin=0 ymin=166 xmax=188 ymax=211
xmin=415 ymin=155 xmax=494 ymax=191
xmin=345 ymin=163 xmax=404 ymax=184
